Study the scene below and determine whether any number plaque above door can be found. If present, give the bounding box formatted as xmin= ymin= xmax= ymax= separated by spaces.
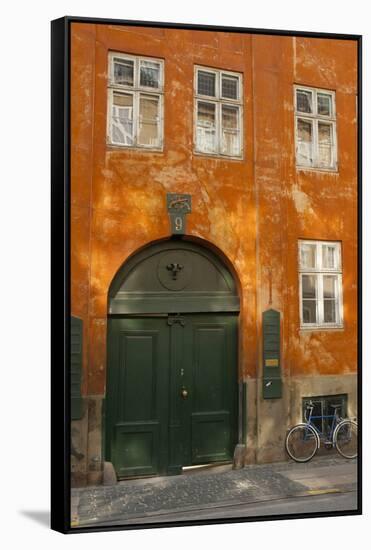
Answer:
xmin=166 ymin=193 xmax=192 ymax=235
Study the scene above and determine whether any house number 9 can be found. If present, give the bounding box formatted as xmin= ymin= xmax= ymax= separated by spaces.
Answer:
xmin=175 ymin=217 xmax=183 ymax=231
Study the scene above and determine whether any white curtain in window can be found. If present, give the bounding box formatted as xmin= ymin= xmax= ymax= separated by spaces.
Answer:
xmin=297 ymin=119 xmax=313 ymax=166
xmin=323 ymin=275 xmax=337 ymax=323
xmin=112 ymin=93 xmax=134 ymax=145
xmin=196 ymin=102 xmax=217 ymax=153
xmin=221 ymin=105 xmax=240 ymax=156
xmin=302 ymin=274 xmax=317 ymax=323
xmin=138 ymin=95 xmax=160 ymax=146
xmin=318 ymin=123 xmax=333 ymax=167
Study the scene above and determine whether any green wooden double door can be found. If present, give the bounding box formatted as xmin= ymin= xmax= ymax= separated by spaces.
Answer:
xmin=106 ymin=313 xmax=238 ymax=478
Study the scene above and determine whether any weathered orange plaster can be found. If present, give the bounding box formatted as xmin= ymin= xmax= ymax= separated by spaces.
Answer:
xmin=71 ymin=24 xmax=357 ymax=398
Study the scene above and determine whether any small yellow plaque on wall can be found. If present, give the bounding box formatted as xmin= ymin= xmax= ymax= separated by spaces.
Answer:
xmin=265 ymin=358 xmax=279 ymax=367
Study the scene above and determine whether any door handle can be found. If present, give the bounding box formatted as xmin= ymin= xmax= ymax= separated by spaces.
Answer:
xmin=180 ymin=387 xmax=188 ymax=399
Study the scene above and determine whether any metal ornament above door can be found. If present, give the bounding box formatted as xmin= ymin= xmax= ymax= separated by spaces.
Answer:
xmin=158 ymin=251 xmax=192 ymax=290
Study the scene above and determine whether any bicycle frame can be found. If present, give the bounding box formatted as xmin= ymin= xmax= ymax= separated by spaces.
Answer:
xmin=304 ymin=405 xmax=342 ymax=446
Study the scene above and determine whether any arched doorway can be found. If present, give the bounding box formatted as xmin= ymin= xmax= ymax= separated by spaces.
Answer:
xmin=105 ymin=240 xmax=240 ymax=478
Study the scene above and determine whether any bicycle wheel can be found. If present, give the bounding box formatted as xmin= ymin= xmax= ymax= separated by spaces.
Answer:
xmin=285 ymin=423 xmax=318 ymax=462
xmin=334 ymin=420 xmax=357 ymax=459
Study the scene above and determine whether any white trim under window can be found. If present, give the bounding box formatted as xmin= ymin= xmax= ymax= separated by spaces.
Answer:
xmin=194 ymin=66 xmax=243 ymax=159
xmin=294 ymin=86 xmax=337 ymax=171
xmin=107 ymin=52 xmax=164 ymax=150
xmin=298 ymin=240 xmax=343 ymax=329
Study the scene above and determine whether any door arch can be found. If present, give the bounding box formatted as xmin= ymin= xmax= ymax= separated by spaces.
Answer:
xmin=106 ymin=239 xmax=240 ymax=478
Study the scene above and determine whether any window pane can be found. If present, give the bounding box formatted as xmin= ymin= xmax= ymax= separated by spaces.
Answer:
xmin=140 ymin=60 xmax=161 ymax=89
xmin=197 ymin=101 xmax=216 ymax=126
xmin=317 ymin=93 xmax=332 ymax=116
xmin=324 ymin=300 xmax=336 ymax=323
xmin=318 ymin=123 xmax=333 ymax=167
xmin=296 ymin=90 xmax=313 ymax=113
xmin=221 ymin=105 xmax=240 ymax=156
xmin=300 ymin=243 xmax=316 ymax=268
xmin=322 ymin=245 xmax=337 ymax=269
xmin=323 ymin=276 xmax=336 ymax=298
xmin=323 ymin=276 xmax=338 ymax=323
xmin=113 ymin=58 xmax=134 ymax=86
xmin=222 ymin=105 xmax=238 ymax=129
xmin=197 ymin=71 xmax=216 ymax=97
xmin=138 ymin=95 xmax=160 ymax=146
xmin=302 ymin=275 xmax=317 ymax=298
xmin=323 ymin=396 xmax=345 ymax=421
xmin=302 ymin=300 xmax=317 ymax=323
xmin=221 ymin=75 xmax=239 ymax=99
xmin=112 ymin=93 xmax=134 ymax=145
xmin=297 ymin=119 xmax=313 ymax=166
xmin=196 ymin=101 xmax=217 ymax=153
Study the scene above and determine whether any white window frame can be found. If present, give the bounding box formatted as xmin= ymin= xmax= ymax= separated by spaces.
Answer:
xmin=194 ymin=66 xmax=243 ymax=159
xmin=298 ymin=240 xmax=343 ymax=329
xmin=294 ymin=86 xmax=337 ymax=171
xmin=107 ymin=52 xmax=164 ymax=150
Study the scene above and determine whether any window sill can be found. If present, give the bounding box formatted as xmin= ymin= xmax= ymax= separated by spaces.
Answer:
xmin=299 ymin=325 xmax=344 ymax=332
xmin=296 ymin=165 xmax=339 ymax=174
xmin=106 ymin=142 xmax=164 ymax=153
xmin=193 ymin=149 xmax=244 ymax=162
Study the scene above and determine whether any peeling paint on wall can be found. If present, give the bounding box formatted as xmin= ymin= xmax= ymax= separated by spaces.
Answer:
xmin=291 ymin=184 xmax=314 ymax=215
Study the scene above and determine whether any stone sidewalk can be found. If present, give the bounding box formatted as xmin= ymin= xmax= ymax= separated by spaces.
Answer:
xmin=71 ymin=456 xmax=357 ymax=528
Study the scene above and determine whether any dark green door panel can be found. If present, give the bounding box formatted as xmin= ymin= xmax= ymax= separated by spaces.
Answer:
xmin=190 ymin=315 xmax=237 ymax=464
xmin=106 ymin=313 xmax=238 ymax=478
xmin=112 ymin=423 xmax=160 ymax=477
xmin=192 ymin=412 xmax=232 ymax=463
xmin=106 ymin=317 xmax=170 ymax=478
xmin=193 ymin=324 xmax=227 ymax=412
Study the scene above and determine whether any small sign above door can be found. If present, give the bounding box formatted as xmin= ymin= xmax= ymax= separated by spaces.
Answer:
xmin=167 ymin=193 xmax=192 ymax=235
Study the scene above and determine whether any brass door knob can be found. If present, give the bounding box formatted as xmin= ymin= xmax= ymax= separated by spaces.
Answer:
xmin=180 ymin=387 xmax=188 ymax=399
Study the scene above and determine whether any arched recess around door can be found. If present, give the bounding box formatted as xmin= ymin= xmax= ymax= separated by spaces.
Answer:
xmin=106 ymin=238 xmax=241 ymax=479
xmin=108 ymin=237 xmax=241 ymax=314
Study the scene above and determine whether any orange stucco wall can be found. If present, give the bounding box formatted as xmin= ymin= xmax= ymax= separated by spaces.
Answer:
xmin=71 ymin=23 xmax=357 ymax=400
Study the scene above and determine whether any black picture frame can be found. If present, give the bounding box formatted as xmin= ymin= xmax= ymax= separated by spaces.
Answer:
xmin=51 ymin=16 xmax=362 ymax=534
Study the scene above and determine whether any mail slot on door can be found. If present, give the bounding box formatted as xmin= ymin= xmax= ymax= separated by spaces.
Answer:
xmin=262 ymin=309 xmax=282 ymax=399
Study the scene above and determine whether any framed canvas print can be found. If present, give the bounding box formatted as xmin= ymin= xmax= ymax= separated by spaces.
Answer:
xmin=51 ymin=16 xmax=362 ymax=533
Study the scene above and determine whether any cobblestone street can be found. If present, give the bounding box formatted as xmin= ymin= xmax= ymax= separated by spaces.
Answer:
xmin=71 ymin=457 xmax=357 ymax=528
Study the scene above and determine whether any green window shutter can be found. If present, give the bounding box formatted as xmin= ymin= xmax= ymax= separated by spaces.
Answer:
xmin=71 ymin=316 xmax=83 ymax=420
xmin=262 ymin=309 xmax=282 ymax=399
